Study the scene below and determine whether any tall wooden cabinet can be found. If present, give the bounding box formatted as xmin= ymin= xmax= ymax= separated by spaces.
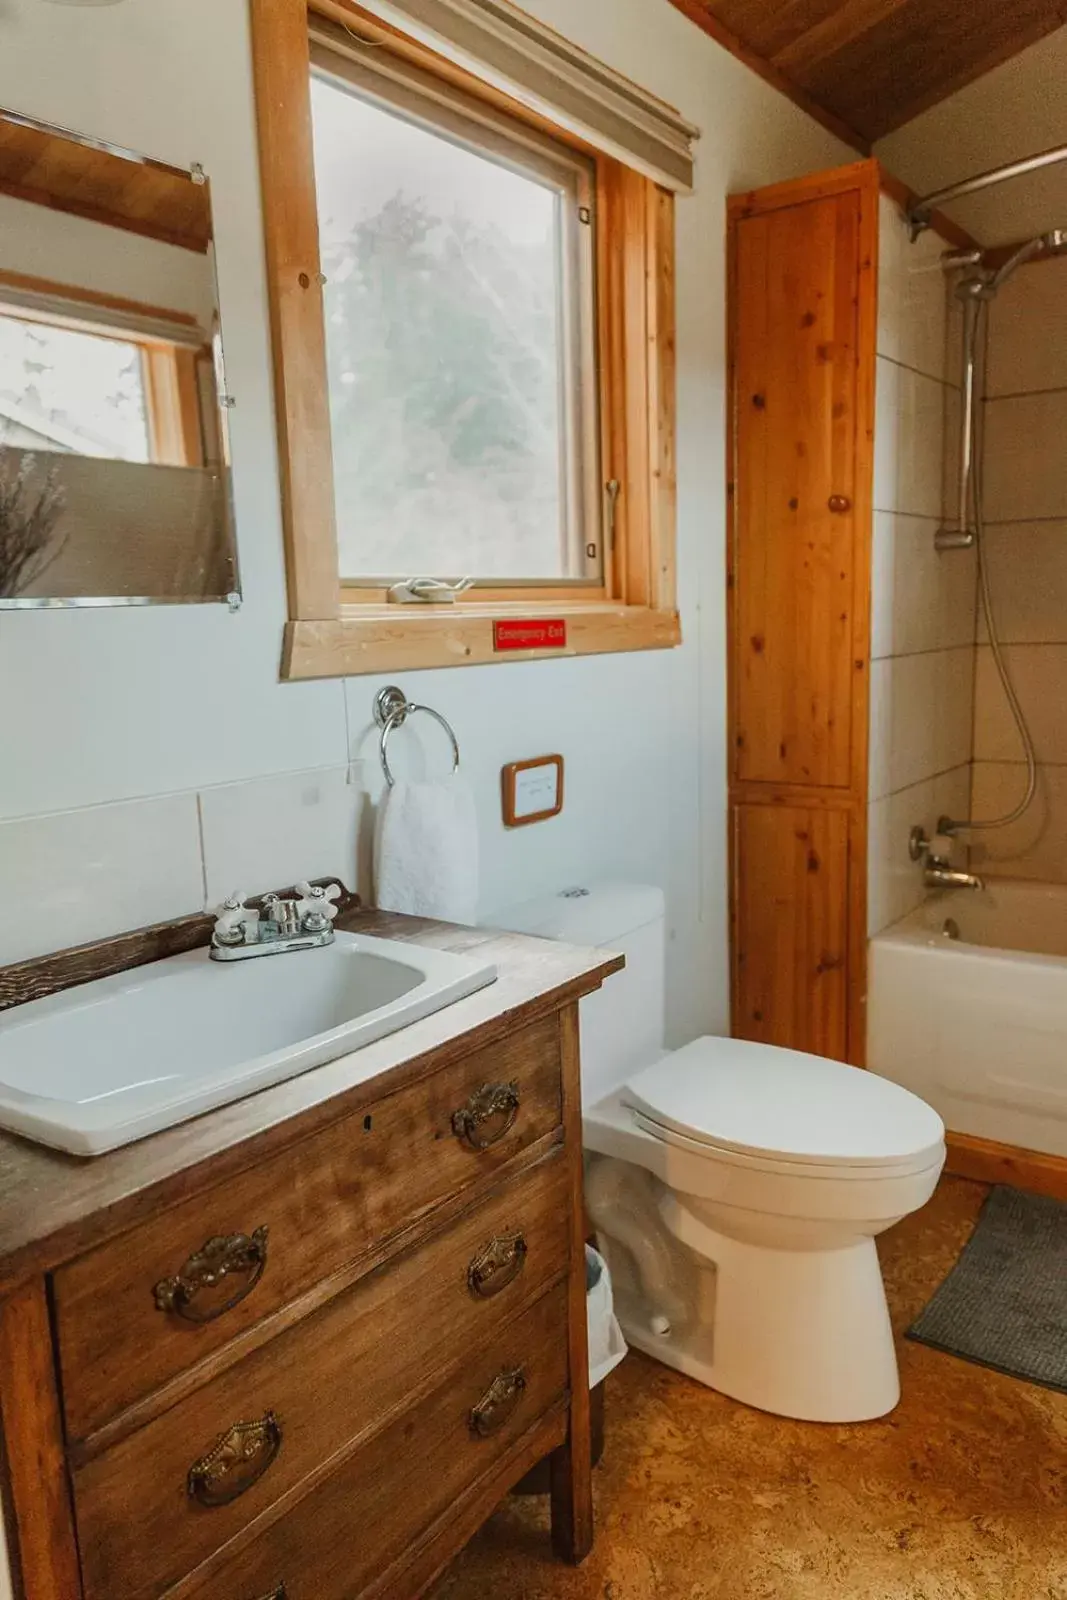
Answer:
xmin=727 ymin=159 xmax=879 ymax=1065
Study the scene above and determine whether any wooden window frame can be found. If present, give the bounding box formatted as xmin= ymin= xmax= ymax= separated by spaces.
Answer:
xmin=250 ymin=0 xmax=681 ymax=680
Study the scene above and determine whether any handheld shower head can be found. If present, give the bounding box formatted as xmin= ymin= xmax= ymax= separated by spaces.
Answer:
xmin=988 ymin=227 xmax=1067 ymax=291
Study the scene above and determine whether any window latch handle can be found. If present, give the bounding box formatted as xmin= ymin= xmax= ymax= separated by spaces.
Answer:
xmin=388 ymin=577 xmax=475 ymax=605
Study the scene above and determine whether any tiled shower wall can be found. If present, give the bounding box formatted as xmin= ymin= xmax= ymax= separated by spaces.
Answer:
xmin=970 ymin=255 xmax=1067 ymax=881
xmin=866 ymin=196 xmax=975 ymax=934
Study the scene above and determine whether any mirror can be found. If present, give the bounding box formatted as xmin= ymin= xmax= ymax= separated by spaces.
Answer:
xmin=0 ymin=109 xmax=239 ymax=607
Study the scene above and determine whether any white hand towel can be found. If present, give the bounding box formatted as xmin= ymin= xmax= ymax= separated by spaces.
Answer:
xmin=373 ymin=776 xmax=479 ymax=925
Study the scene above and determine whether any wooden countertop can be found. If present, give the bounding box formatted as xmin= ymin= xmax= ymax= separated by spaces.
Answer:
xmin=0 ymin=908 xmax=622 ymax=1294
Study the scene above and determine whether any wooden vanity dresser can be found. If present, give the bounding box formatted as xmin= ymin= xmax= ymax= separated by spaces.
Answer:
xmin=0 ymin=898 xmax=621 ymax=1600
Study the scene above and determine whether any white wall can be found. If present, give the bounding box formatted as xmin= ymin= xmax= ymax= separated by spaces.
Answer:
xmin=866 ymin=194 xmax=974 ymax=935
xmin=0 ymin=190 xmax=216 ymax=325
xmin=874 ymin=26 xmax=1067 ymax=246
xmin=0 ymin=0 xmax=848 ymax=1048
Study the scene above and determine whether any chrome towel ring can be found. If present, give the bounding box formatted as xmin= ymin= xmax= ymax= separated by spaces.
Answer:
xmin=374 ymin=685 xmax=461 ymax=789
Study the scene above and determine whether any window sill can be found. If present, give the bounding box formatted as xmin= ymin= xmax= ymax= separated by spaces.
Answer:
xmin=282 ymin=601 xmax=682 ymax=679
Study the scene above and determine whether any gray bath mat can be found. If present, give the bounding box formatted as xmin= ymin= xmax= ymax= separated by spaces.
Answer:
xmin=907 ymin=1184 xmax=1067 ymax=1394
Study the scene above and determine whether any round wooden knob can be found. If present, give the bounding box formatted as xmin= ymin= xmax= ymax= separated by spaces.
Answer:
xmin=828 ymin=494 xmax=851 ymax=513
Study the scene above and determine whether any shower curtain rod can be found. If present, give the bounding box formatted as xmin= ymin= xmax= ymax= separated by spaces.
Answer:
xmin=907 ymin=140 xmax=1067 ymax=240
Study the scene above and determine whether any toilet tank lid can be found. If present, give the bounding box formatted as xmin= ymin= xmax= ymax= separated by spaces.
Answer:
xmin=490 ymin=883 xmax=665 ymax=947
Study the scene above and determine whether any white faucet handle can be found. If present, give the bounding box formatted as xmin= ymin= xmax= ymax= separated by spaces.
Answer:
xmin=296 ymin=881 xmax=342 ymax=922
xmin=214 ymin=892 xmax=252 ymax=940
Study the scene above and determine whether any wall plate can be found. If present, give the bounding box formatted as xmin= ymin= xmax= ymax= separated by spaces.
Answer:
xmin=502 ymin=755 xmax=564 ymax=828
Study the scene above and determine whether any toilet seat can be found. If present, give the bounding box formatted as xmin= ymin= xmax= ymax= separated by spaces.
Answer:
xmin=622 ymin=1036 xmax=945 ymax=1176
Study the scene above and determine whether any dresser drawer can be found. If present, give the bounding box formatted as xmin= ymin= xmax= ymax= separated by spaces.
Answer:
xmin=72 ymin=1151 xmax=570 ymax=1600
xmin=54 ymin=1015 xmax=562 ymax=1440
xmin=173 ymin=1283 xmax=569 ymax=1600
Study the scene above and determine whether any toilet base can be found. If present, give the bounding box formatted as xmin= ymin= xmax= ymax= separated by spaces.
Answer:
xmin=589 ymin=1155 xmax=903 ymax=1423
xmin=614 ymin=1223 xmax=900 ymax=1423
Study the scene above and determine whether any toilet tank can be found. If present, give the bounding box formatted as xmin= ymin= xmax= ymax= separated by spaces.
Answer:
xmin=491 ymin=884 xmax=665 ymax=1106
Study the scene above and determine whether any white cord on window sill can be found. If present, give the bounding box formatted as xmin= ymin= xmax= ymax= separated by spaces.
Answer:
xmin=387 ymin=577 xmax=476 ymax=605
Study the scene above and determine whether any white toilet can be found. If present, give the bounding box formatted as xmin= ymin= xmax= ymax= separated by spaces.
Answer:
xmin=496 ymin=884 xmax=946 ymax=1424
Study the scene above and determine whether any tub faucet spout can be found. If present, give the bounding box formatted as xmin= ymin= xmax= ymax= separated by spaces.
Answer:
xmin=924 ymin=862 xmax=985 ymax=892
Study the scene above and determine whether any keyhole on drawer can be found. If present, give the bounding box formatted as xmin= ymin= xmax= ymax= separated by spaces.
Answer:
xmin=363 ymin=1115 xmax=373 ymax=1132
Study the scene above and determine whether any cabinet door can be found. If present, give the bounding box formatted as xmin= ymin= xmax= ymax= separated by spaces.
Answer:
xmin=731 ymin=187 xmax=861 ymax=790
xmin=732 ymin=801 xmax=850 ymax=1062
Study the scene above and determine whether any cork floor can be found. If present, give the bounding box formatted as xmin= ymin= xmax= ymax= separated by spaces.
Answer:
xmin=433 ymin=1177 xmax=1067 ymax=1600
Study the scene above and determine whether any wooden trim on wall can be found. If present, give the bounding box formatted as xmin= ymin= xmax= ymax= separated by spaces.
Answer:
xmin=665 ymin=0 xmax=869 ymax=157
xmin=944 ymin=1133 xmax=1067 ymax=1204
xmin=284 ymin=602 xmax=680 ymax=678
xmin=250 ymin=0 xmax=341 ymax=623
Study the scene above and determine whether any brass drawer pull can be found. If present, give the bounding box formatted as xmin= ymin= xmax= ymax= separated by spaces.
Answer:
xmin=470 ymin=1368 xmax=526 ymax=1437
xmin=187 ymin=1411 xmax=282 ymax=1507
xmin=154 ymin=1226 xmax=269 ymax=1323
xmin=251 ymin=1589 xmax=287 ymax=1600
xmin=468 ymin=1232 xmax=528 ymax=1299
xmin=452 ymin=1082 xmax=520 ymax=1150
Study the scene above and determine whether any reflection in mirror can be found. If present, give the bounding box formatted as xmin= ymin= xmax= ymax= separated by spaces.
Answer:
xmin=0 ymin=110 xmax=239 ymax=607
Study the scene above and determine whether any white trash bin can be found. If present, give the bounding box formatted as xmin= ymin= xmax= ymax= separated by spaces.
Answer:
xmin=587 ymin=1244 xmax=627 ymax=1388
xmin=512 ymin=1245 xmax=627 ymax=1494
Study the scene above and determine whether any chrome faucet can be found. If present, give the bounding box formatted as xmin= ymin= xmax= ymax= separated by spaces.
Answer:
xmin=908 ymin=827 xmax=985 ymax=892
xmin=210 ymin=881 xmax=342 ymax=962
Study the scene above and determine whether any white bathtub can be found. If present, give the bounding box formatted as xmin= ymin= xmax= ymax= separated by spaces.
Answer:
xmin=869 ymin=879 xmax=1067 ymax=1158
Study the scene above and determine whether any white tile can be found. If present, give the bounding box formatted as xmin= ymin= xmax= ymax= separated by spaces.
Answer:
xmin=870 ymin=511 xmax=976 ymax=659
xmin=986 ymin=256 xmax=1067 ymax=398
xmin=874 ymin=358 xmax=950 ymax=518
xmin=983 ymin=391 xmax=1067 ymax=523
xmin=973 ymin=644 xmax=1067 ymax=764
xmin=199 ymin=766 xmax=363 ymax=907
xmin=867 ymin=764 xmax=971 ymax=934
xmin=868 ymin=647 xmax=975 ymax=799
xmin=970 ymin=762 xmax=1067 ymax=884
xmin=876 ymin=197 xmax=952 ymax=382
xmin=0 ymin=793 xmax=203 ymax=966
xmin=977 ymin=522 xmax=1067 ymax=644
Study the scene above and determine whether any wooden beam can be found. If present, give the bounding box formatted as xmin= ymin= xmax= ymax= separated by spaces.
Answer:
xmin=665 ymin=0 xmax=870 ymax=156
xmin=249 ymin=0 xmax=342 ymax=623
xmin=945 ymin=1133 xmax=1067 ymax=1204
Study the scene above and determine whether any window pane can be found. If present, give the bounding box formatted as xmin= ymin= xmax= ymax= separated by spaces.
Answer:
xmin=311 ymin=74 xmax=578 ymax=581
xmin=0 ymin=314 xmax=149 ymax=463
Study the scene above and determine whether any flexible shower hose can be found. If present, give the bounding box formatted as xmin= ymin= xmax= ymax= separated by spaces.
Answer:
xmin=960 ymin=295 xmax=1038 ymax=832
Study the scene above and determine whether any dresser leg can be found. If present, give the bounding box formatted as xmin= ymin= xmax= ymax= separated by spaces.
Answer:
xmin=549 ymin=1397 xmax=593 ymax=1563
xmin=552 ymin=1003 xmax=594 ymax=1564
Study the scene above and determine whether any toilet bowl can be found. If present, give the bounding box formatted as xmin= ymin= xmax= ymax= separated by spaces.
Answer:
xmin=584 ymin=1035 xmax=945 ymax=1422
xmin=492 ymin=885 xmax=946 ymax=1423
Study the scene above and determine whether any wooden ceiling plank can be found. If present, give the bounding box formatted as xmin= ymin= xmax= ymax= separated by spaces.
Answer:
xmin=666 ymin=0 xmax=870 ymax=152
xmin=801 ymin=0 xmax=1067 ymax=142
xmin=771 ymin=0 xmax=912 ymax=77
xmin=0 ymin=121 xmax=210 ymax=252
xmin=704 ymin=0 xmax=841 ymax=59
xmin=871 ymin=9 xmax=1067 ymax=137
xmin=669 ymin=0 xmax=1067 ymax=145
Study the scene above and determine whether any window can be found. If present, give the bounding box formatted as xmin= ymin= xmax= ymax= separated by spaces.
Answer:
xmin=0 ymin=312 xmax=151 ymax=463
xmin=251 ymin=0 xmax=689 ymax=677
xmin=0 ymin=294 xmax=213 ymax=471
xmin=310 ymin=56 xmax=600 ymax=587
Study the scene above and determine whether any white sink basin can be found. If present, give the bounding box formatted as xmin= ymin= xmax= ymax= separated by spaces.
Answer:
xmin=0 ymin=932 xmax=496 ymax=1155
